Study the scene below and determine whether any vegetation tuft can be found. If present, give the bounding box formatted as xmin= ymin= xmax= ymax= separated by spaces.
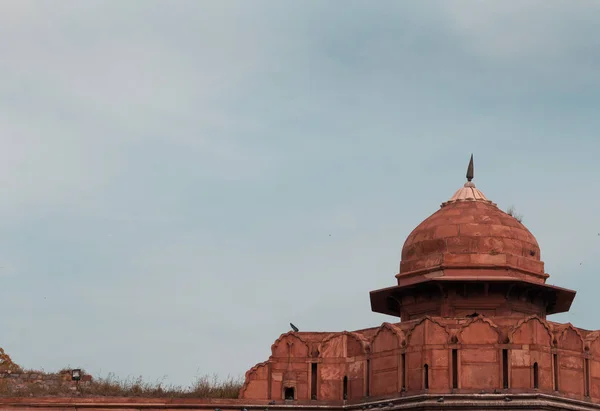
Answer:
xmin=0 ymin=370 xmax=243 ymax=398
xmin=506 ymin=206 xmax=523 ymax=223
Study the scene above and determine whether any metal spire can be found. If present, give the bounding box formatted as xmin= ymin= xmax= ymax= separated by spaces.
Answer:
xmin=466 ymin=154 xmax=474 ymax=182
xmin=441 ymin=153 xmax=494 ymax=207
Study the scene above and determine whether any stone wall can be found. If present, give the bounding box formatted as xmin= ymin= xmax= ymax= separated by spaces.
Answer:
xmin=0 ymin=347 xmax=92 ymax=396
xmin=0 ymin=369 xmax=92 ymax=395
xmin=240 ymin=315 xmax=600 ymax=405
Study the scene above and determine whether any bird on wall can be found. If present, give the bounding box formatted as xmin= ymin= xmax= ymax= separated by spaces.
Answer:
xmin=290 ymin=323 xmax=299 ymax=332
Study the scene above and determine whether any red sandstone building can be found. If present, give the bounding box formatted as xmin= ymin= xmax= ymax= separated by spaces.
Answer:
xmin=238 ymin=157 xmax=600 ymax=410
xmin=3 ymin=157 xmax=600 ymax=410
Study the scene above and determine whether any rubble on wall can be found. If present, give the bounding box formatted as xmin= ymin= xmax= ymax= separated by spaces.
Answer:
xmin=0 ymin=348 xmax=92 ymax=396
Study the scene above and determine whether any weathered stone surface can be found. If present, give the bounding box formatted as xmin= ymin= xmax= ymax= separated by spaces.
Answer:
xmin=400 ymin=201 xmax=544 ymax=278
xmin=240 ymin=314 xmax=600 ymax=404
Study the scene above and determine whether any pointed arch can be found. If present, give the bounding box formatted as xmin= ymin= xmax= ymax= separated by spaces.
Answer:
xmin=347 ymin=331 xmax=370 ymax=356
xmin=556 ymin=324 xmax=585 ymax=353
xmin=458 ymin=315 xmax=501 ymax=344
xmin=370 ymin=322 xmax=405 ymax=353
xmin=319 ymin=331 xmax=369 ymax=358
xmin=509 ymin=316 xmax=554 ymax=392
xmin=586 ymin=332 xmax=600 ymax=355
xmin=406 ymin=316 xmax=450 ymax=346
xmin=586 ymin=331 xmax=600 ymax=398
xmin=456 ymin=316 xmax=501 ymax=390
xmin=509 ymin=315 xmax=553 ymax=345
xmin=553 ymin=324 xmax=586 ymax=396
xmin=369 ymin=323 xmax=404 ymax=397
xmin=239 ymin=361 xmax=269 ymax=399
xmin=271 ymin=332 xmax=310 ymax=358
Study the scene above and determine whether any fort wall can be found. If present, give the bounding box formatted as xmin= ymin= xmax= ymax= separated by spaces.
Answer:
xmin=240 ymin=316 xmax=600 ymax=405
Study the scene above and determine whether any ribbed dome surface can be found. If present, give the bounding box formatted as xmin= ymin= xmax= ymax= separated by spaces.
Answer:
xmin=370 ymin=159 xmax=577 ymax=320
xmin=398 ymin=194 xmax=546 ymax=283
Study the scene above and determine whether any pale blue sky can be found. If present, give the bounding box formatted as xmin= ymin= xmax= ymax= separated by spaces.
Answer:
xmin=0 ymin=1 xmax=599 ymax=387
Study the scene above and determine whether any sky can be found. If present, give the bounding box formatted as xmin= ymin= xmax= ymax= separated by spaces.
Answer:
xmin=0 ymin=0 xmax=599 ymax=387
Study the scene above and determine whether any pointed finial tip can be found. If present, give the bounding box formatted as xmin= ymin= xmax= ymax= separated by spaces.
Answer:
xmin=466 ymin=154 xmax=474 ymax=182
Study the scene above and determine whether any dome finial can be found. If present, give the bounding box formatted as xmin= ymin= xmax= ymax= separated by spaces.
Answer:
xmin=442 ymin=153 xmax=493 ymax=207
xmin=466 ymin=154 xmax=474 ymax=182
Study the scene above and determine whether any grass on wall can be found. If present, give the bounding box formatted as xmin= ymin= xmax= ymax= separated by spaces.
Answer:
xmin=506 ymin=206 xmax=523 ymax=223
xmin=0 ymin=371 xmax=243 ymax=398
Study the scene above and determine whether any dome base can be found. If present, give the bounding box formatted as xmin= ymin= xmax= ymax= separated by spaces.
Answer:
xmin=397 ymin=264 xmax=550 ymax=287
xmin=370 ymin=277 xmax=575 ymax=321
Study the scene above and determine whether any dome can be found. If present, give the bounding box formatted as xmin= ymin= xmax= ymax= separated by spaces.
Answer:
xmin=397 ymin=179 xmax=548 ymax=287
xmin=370 ymin=155 xmax=576 ymax=320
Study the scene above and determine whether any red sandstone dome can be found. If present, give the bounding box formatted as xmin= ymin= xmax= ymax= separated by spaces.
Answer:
xmin=397 ymin=181 xmax=547 ymax=287
xmin=370 ymin=156 xmax=576 ymax=319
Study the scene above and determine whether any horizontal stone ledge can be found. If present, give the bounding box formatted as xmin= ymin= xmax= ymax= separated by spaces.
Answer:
xmin=0 ymin=393 xmax=598 ymax=410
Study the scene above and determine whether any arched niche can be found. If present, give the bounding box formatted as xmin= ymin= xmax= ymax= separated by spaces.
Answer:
xmin=557 ymin=325 xmax=585 ymax=353
xmin=587 ymin=334 xmax=600 ymax=399
xmin=458 ymin=316 xmax=500 ymax=345
xmin=320 ymin=332 xmax=368 ymax=358
xmin=509 ymin=316 xmax=553 ymax=391
xmin=555 ymin=325 xmax=585 ymax=397
xmin=509 ymin=316 xmax=553 ymax=346
xmin=271 ymin=332 xmax=310 ymax=358
xmin=317 ymin=332 xmax=368 ymax=401
xmin=589 ymin=334 xmax=600 ymax=357
xmin=405 ymin=317 xmax=450 ymax=391
xmin=407 ymin=317 xmax=450 ymax=347
xmin=457 ymin=316 xmax=501 ymax=390
xmin=370 ymin=323 xmax=404 ymax=397
xmin=371 ymin=323 xmax=404 ymax=354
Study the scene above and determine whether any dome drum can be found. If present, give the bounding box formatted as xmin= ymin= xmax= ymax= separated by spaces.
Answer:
xmin=370 ymin=276 xmax=575 ymax=320
xmin=397 ymin=260 xmax=549 ymax=288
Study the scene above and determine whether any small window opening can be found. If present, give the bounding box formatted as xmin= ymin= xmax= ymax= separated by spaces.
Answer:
xmin=311 ymin=363 xmax=318 ymax=400
xmin=533 ymin=362 xmax=539 ymax=389
xmin=343 ymin=376 xmax=348 ymax=400
xmin=401 ymin=353 xmax=407 ymax=391
xmin=452 ymin=349 xmax=458 ymax=389
xmin=585 ymin=358 xmax=590 ymax=397
xmin=553 ymin=354 xmax=559 ymax=391
xmin=502 ymin=349 xmax=509 ymax=389
xmin=424 ymin=364 xmax=429 ymax=390
xmin=366 ymin=359 xmax=371 ymax=397
xmin=284 ymin=387 xmax=295 ymax=400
